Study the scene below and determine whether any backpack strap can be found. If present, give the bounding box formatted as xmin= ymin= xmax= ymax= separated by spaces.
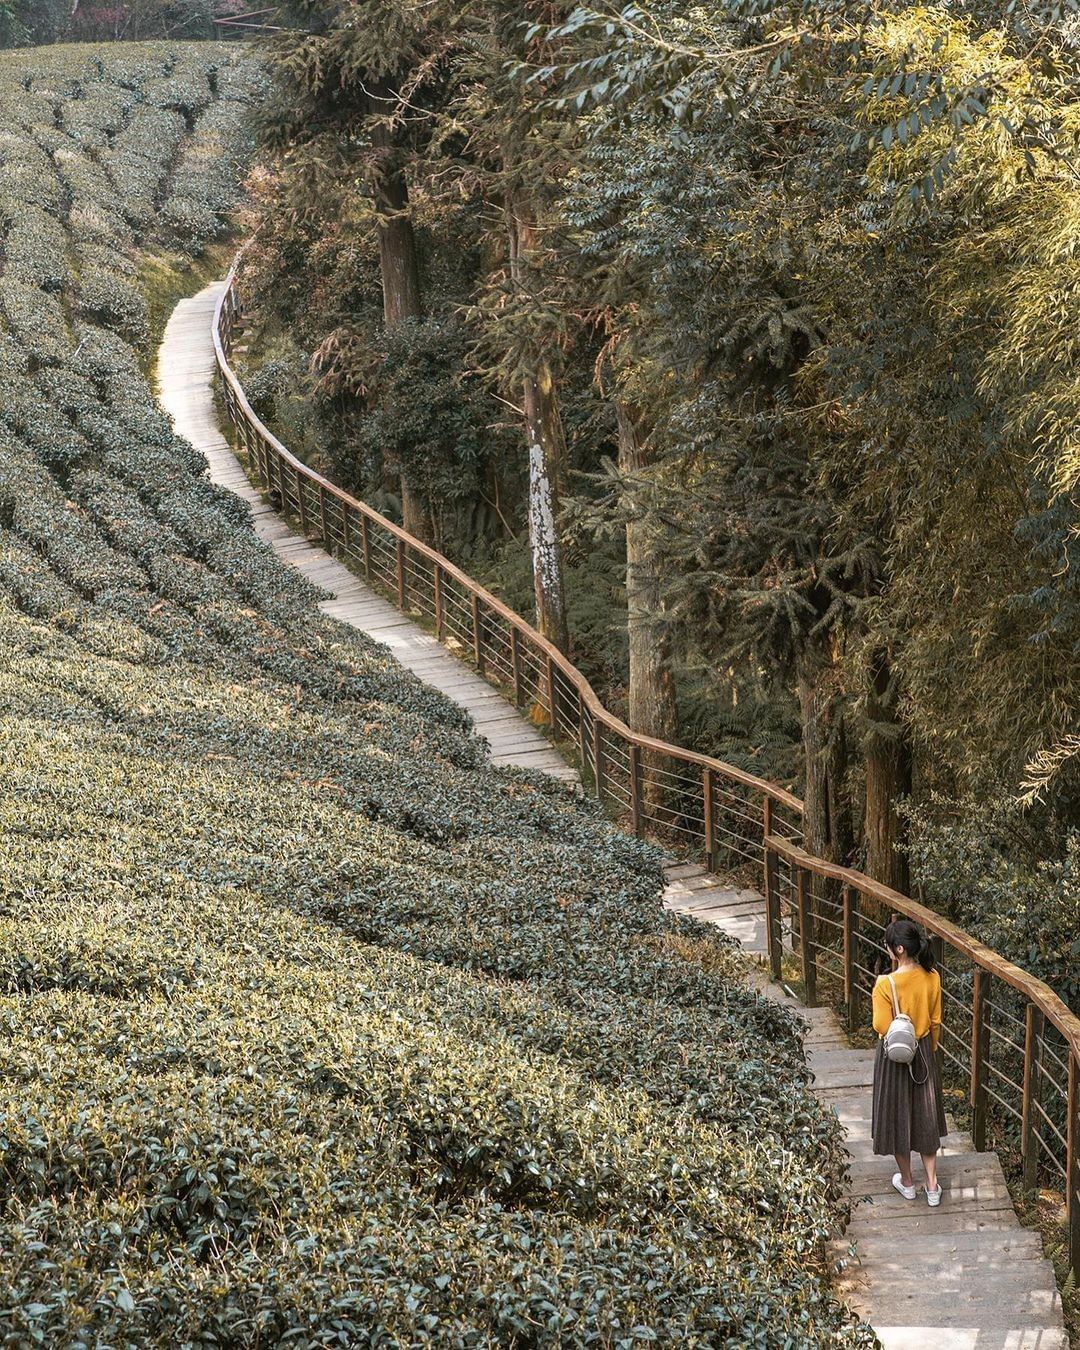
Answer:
xmin=886 ymin=974 xmax=901 ymax=1019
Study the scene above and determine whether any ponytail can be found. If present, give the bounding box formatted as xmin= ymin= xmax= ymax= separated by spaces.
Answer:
xmin=885 ymin=918 xmax=936 ymax=972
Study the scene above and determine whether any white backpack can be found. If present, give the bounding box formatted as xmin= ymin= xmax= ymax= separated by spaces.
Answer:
xmin=883 ymin=974 xmax=928 ymax=1084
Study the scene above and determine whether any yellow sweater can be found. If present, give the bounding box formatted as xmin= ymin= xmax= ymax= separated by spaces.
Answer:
xmin=873 ymin=965 xmax=942 ymax=1050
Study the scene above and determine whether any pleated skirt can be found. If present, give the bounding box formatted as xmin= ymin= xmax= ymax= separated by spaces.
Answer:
xmin=871 ymin=1036 xmax=947 ymax=1156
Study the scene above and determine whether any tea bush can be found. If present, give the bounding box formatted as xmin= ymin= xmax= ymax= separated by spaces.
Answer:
xmin=0 ymin=622 xmax=872 ymax=1345
xmin=0 ymin=43 xmax=872 ymax=1348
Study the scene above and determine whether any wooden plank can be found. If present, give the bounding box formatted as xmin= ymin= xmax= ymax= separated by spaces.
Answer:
xmin=812 ymin=1066 xmax=876 ymax=1091
xmin=830 ymin=1228 xmax=1045 ymax=1264
xmin=664 ymin=892 xmax=763 ymax=914
xmin=841 ymin=1285 xmax=1061 ymax=1323
xmin=871 ymin=1330 xmax=1065 ymax=1350
xmin=663 ymin=863 xmax=709 ymax=880
xmin=668 ymin=873 xmax=729 ymax=892
xmin=845 ymin=1210 xmax=1023 ymax=1238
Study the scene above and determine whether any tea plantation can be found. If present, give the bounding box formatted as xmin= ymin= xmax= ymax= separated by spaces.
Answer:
xmin=0 ymin=44 xmax=872 ymax=1348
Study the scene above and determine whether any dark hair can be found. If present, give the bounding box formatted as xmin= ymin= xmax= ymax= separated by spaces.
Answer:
xmin=884 ymin=918 xmax=936 ymax=972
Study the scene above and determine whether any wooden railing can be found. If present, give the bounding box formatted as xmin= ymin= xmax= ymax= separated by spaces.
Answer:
xmin=212 ymin=7 xmax=281 ymax=33
xmin=213 ymin=265 xmax=1080 ymax=1281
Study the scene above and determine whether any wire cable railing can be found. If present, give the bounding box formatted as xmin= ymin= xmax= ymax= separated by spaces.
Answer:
xmin=213 ymin=265 xmax=1080 ymax=1283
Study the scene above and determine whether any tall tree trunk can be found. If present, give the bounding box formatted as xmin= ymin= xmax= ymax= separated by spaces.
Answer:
xmin=796 ymin=638 xmax=853 ymax=963
xmin=797 ymin=641 xmax=852 ymax=861
xmin=618 ymin=402 xmax=677 ymax=817
xmin=508 ymin=194 xmax=569 ymax=654
xmin=797 ymin=639 xmax=853 ymax=858
xmin=863 ymin=652 xmax=912 ymax=893
xmin=376 ymin=164 xmax=422 ymax=329
xmin=522 ymin=363 xmax=570 ymax=653
xmin=371 ymin=103 xmax=430 ymax=543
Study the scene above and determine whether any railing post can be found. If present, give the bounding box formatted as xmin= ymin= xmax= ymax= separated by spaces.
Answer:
xmin=842 ymin=883 xmax=855 ymax=1027
xmin=929 ymin=934 xmax=945 ymax=1082
xmin=702 ymin=768 xmax=715 ymax=872
xmin=970 ymin=969 xmax=991 ymax=1152
xmin=576 ymin=700 xmax=589 ymax=779
xmin=1021 ymin=1004 xmax=1044 ymax=1197
xmin=1067 ymin=1054 xmax=1079 ymax=1287
xmin=796 ymin=867 xmax=817 ymax=1006
xmin=763 ymin=839 xmax=782 ymax=982
xmin=510 ymin=627 xmax=523 ymax=705
xmin=433 ymin=564 xmax=444 ymax=641
xmin=360 ymin=515 xmax=371 ymax=582
xmin=762 ymin=797 xmax=773 ymax=889
xmin=629 ymin=744 xmax=644 ymax=838
xmin=318 ymin=484 xmax=328 ymax=545
xmin=341 ymin=501 xmax=351 ymax=552
xmin=592 ymin=721 xmax=606 ymax=802
xmin=546 ymin=654 xmax=558 ymax=733
xmin=276 ymin=451 xmax=287 ymax=511
xmin=471 ymin=593 xmax=484 ymax=675
xmin=297 ymin=467 xmax=308 ymax=534
xmin=396 ymin=538 xmax=406 ymax=609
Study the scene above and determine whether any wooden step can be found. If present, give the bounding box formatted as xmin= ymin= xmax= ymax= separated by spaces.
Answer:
xmin=830 ymin=1226 xmax=1045 ymax=1268
xmin=847 ymin=1285 xmax=1061 ymax=1328
xmin=872 ymin=1328 xmax=1065 ymax=1350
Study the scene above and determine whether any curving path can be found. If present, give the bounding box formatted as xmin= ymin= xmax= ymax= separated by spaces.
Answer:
xmin=158 ymin=282 xmax=578 ymax=787
xmin=157 ymin=281 xmax=1066 ymax=1350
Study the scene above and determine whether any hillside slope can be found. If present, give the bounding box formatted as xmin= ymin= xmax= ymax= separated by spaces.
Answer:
xmin=0 ymin=44 xmax=872 ymax=1347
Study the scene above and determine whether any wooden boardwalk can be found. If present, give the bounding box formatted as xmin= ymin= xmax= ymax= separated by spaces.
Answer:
xmin=666 ymin=863 xmax=1066 ymax=1350
xmin=157 ymin=282 xmax=1065 ymax=1348
xmin=157 ymin=282 xmax=578 ymax=787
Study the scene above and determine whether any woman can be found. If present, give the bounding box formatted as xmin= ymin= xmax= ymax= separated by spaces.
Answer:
xmin=871 ymin=918 xmax=947 ymax=1205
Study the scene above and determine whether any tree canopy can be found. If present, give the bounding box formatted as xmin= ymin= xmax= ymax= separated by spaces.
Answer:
xmin=237 ymin=0 xmax=1080 ymax=994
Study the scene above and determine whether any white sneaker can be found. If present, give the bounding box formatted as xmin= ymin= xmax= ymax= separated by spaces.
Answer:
xmin=926 ymin=1184 xmax=942 ymax=1207
xmin=891 ymin=1173 xmax=917 ymax=1200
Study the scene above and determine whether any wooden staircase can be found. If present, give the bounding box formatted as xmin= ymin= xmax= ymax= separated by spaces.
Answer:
xmin=665 ymin=861 xmax=1066 ymax=1350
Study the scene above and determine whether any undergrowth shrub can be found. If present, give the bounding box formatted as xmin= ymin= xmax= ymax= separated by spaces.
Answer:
xmin=907 ymin=794 xmax=1080 ymax=1010
xmin=0 ymin=634 xmax=872 ymax=1344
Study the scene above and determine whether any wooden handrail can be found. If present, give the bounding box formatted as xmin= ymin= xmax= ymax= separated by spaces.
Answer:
xmin=211 ymin=263 xmax=1080 ymax=1279
xmin=766 ymin=835 xmax=1080 ymax=1064
xmin=211 ymin=265 xmax=803 ymax=818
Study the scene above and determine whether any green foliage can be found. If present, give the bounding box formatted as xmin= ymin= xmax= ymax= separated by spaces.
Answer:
xmin=906 ymin=796 xmax=1080 ymax=1010
xmin=544 ymin=1 xmax=1080 ymax=829
xmin=346 ymin=317 xmax=519 ymax=550
xmin=473 ymin=533 xmax=629 ymax=690
xmin=0 ymin=41 xmax=873 ymax=1345
xmin=0 ymin=657 xmax=869 ymax=1340
xmin=0 ymin=0 xmax=68 ymax=46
